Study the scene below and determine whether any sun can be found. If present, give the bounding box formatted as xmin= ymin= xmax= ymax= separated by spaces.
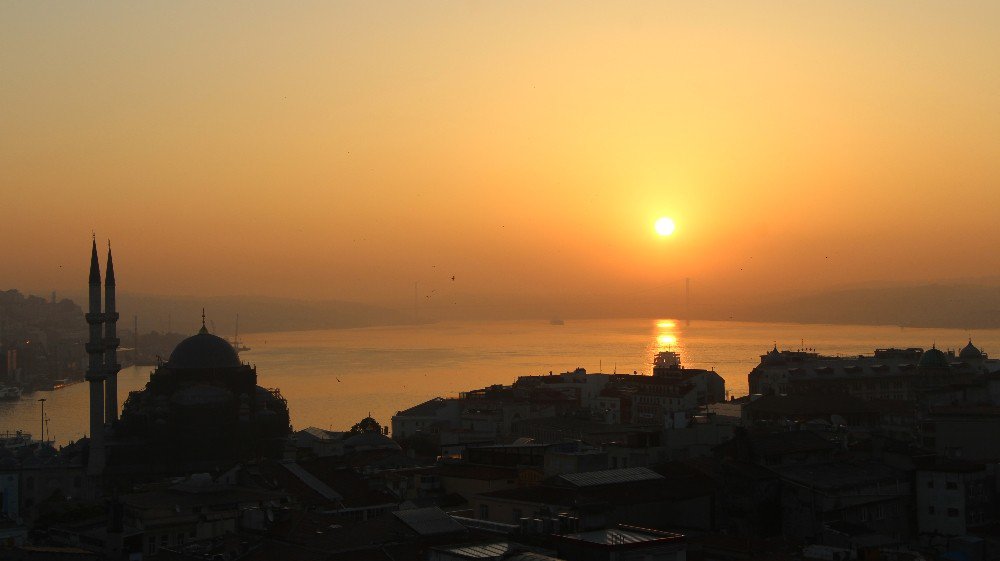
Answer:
xmin=654 ymin=217 xmax=676 ymax=237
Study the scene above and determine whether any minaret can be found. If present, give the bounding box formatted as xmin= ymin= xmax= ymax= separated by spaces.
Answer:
xmin=104 ymin=242 xmax=120 ymax=425
xmin=85 ymin=237 xmax=106 ymax=474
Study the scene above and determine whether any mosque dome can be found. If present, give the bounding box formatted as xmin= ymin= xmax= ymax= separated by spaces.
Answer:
xmin=959 ymin=340 xmax=983 ymax=360
xmin=918 ymin=347 xmax=951 ymax=369
xmin=171 ymin=384 xmax=234 ymax=407
xmin=167 ymin=326 xmax=241 ymax=369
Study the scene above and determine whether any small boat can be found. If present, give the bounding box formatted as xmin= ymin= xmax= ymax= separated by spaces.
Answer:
xmin=0 ymin=386 xmax=22 ymax=400
xmin=549 ymin=318 xmax=565 ymax=326
xmin=52 ymin=378 xmax=83 ymax=390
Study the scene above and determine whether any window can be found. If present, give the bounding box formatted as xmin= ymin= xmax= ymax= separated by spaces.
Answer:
xmin=946 ymin=482 xmax=958 ymax=490
xmin=875 ymin=505 xmax=885 ymax=520
xmin=859 ymin=508 xmax=869 ymax=522
xmin=513 ymin=509 xmax=522 ymax=522
xmin=948 ymin=508 xmax=960 ymax=518
xmin=479 ymin=504 xmax=489 ymax=520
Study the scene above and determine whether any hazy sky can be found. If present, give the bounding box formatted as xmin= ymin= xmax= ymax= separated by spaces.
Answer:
xmin=3 ymin=2 xmax=999 ymax=316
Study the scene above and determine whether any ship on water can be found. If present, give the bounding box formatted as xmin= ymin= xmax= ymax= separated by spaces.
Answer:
xmin=227 ymin=313 xmax=251 ymax=354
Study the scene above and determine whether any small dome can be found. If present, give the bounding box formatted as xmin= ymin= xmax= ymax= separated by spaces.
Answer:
xmin=959 ymin=340 xmax=983 ymax=360
xmin=343 ymin=431 xmax=400 ymax=451
xmin=918 ymin=347 xmax=951 ymax=369
xmin=167 ymin=331 xmax=241 ymax=369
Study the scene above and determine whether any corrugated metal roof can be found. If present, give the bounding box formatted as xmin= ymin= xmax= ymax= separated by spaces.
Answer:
xmin=393 ymin=506 xmax=466 ymax=536
xmin=562 ymin=527 xmax=682 ymax=546
xmin=558 ymin=467 xmax=663 ymax=487
xmin=434 ymin=542 xmax=514 ymax=559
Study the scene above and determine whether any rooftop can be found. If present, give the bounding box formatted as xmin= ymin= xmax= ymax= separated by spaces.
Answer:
xmin=774 ymin=461 xmax=905 ymax=491
xmin=393 ymin=506 xmax=467 ymax=536
xmin=395 ymin=397 xmax=453 ymax=417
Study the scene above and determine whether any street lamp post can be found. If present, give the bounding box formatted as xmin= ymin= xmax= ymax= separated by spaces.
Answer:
xmin=37 ymin=398 xmax=46 ymax=443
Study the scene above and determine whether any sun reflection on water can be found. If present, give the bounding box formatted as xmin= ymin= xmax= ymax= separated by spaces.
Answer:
xmin=657 ymin=334 xmax=677 ymax=347
xmin=651 ymin=318 xmax=684 ymax=368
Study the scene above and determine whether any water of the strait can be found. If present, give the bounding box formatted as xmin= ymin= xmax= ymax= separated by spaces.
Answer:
xmin=2 ymin=318 xmax=996 ymax=446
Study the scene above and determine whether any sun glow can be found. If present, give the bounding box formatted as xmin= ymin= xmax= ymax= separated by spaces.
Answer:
xmin=654 ymin=217 xmax=676 ymax=237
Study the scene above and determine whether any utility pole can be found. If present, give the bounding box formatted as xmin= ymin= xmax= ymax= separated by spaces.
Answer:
xmin=37 ymin=398 xmax=46 ymax=443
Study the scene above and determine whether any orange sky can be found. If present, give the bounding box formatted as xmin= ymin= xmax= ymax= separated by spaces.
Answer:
xmin=3 ymin=2 xmax=999 ymax=316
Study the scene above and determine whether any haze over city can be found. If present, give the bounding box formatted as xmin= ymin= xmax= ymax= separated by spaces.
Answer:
xmin=4 ymin=2 xmax=1000 ymax=321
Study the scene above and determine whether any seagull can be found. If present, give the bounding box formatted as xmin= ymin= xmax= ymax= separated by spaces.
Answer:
xmin=336 ymin=377 xmax=341 ymax=382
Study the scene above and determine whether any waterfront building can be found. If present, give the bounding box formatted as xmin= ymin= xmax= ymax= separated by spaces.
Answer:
xmin=748 ymin=344 xmax=996 ymax=401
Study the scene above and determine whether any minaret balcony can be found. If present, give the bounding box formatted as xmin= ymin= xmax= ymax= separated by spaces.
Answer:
xmin=105 ymin=312 xmax=120 ymax=322
xmin=85 ymin=312 xmax=104 ymax=324
xmin=104 ymin=337 xmax=121 ymax=347
xmin=85 ymin=369 xmax=107 ymax=381
xmin=85 ymin=342 xmax=105 ymax=353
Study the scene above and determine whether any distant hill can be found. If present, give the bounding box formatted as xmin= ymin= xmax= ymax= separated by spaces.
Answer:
xmin=51 ymin=282 xmax=1000 ymax=333
xmin=738 ymin=284 xmax=1000 ymax=329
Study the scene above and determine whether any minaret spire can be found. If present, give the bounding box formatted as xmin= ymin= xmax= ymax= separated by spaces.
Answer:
xmin=104 ymin=241 xmax=121 ymax=425
xmin=105 ymin=240 xmax=115 ymax=286
xmin=89 ymin=237 xmax=101 ymax=286
xmin=199 ymin=308 xmax=208 ymax=334
xmin=85 ymin=237 xmax=106 ymax=474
